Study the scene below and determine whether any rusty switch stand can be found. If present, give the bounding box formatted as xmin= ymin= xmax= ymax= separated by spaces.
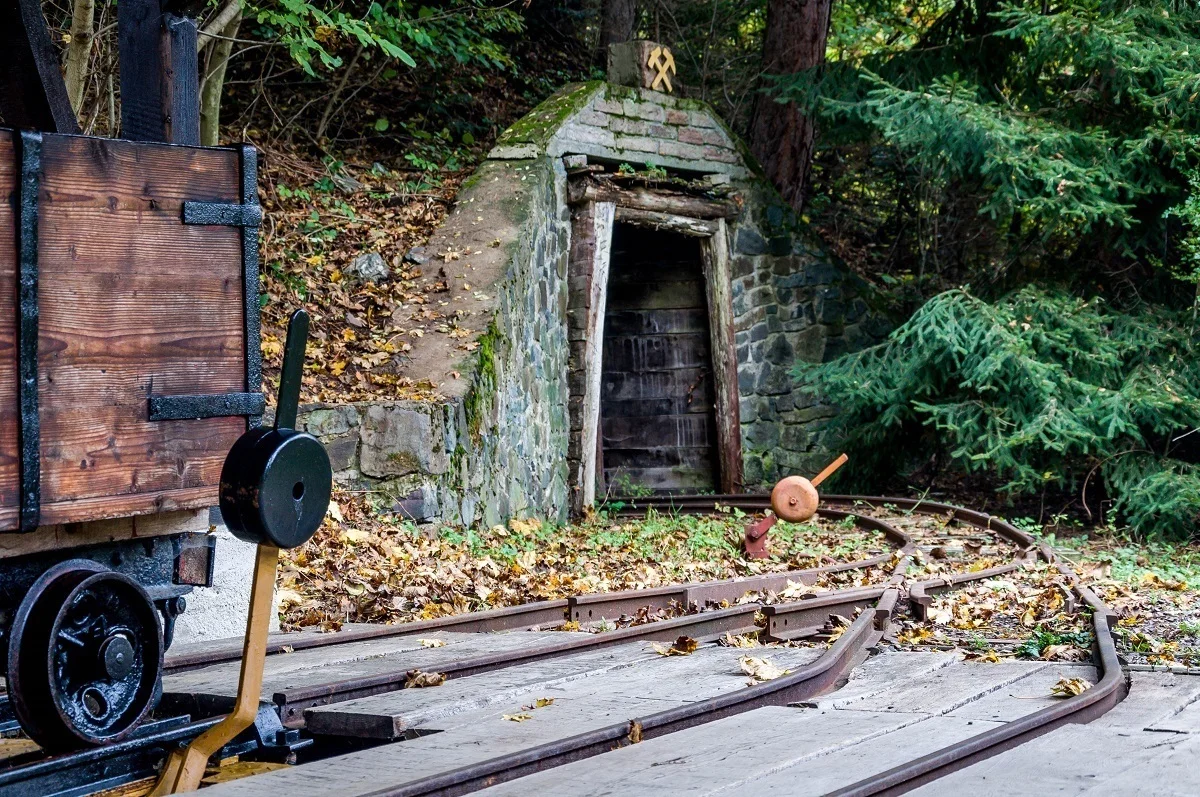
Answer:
xmin=743 ymin=454 xmax=849 ymax=559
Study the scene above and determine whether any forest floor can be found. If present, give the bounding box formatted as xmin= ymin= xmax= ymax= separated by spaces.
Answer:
xmin=278 ymin=489 xmax=1200 ymax=670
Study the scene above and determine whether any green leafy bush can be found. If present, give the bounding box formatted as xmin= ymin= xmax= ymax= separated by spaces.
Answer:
xmin=798 ymin=287 xmax=1200 ymax=537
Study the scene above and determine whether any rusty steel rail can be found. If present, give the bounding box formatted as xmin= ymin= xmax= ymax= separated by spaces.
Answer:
xmin=620 ymin=493 xmax=1125 ymax=797
xmin=264 ymin=510 xmax=913 ymax=725
xmin=826 ymin=504 xmax=1125 ymax=796
xmin=363 ymin=577 xmax=909 ymax=797
xmin=338 ymin=515 xmax=918 ymax=797
xmin=166 ymin=507 xmax=906 ymax=673
xmin=12 ymin=495 xmax=1123 ymax=797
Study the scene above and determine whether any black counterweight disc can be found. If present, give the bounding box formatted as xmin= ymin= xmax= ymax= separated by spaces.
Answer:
xmin=6 ymin=561 xmax=164 ymax=750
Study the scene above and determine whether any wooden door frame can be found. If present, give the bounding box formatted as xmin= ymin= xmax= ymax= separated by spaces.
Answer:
xmin=567 ymin=199 xmax=743 ymax=512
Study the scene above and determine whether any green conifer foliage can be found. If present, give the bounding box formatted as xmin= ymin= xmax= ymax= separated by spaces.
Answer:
xmin=799 ymin=288 xmax=1200 ymax=537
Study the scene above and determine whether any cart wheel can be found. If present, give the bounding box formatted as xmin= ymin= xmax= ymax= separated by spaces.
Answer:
xmin=6 ymin=561 xmax=164 ymax=751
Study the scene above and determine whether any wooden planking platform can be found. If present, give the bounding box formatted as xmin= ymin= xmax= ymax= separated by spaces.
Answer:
xmin=196 ymin=643 xmax=825 ymax=797
xmin=199 ymin=649 xmax=1087 ymax=797
xmin=461 ymin=652 xmax=1077 ymax=796
xmin=162 ymin=630 xmax=592 ymax=718
xmin=304 ymin=642 xmax=658 ymax=739
xmin=911 ymin=671 xmax=1200 ymax=796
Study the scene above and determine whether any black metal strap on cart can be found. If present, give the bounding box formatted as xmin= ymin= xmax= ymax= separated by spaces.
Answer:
xmin=149 ymin=145 xmax=264 ymax=427
xmin=16 ymin=131 xmax=42 ymax=533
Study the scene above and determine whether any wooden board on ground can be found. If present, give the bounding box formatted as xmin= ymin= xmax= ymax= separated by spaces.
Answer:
xmin=306 ymin=643 xmax=824 ymax=739
xmin=304 ymin=641 xmax=657 ymax=739
xmin=195 ymin=644 xmax=824 ymax=797
xmin=833 ymin=659 xmax=1053 ymax=716
xmin=162 ymin=630 xmax=592 ymax=715
xmin=909 ymin=724 xmax=1179 ymax=796
xmin=1091 ymin=671 xmax=1200 ymax=731
xmin=476 ymin=709 xmax=1003 ymax=797
xmin=910 ymin=672 xmax=1200 ymax=796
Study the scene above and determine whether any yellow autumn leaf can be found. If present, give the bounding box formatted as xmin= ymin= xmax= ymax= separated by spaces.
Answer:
xmin=503 ymin=713 xmax=532 ymax=722
xmin=276 ymin=588 xmax=304 ymax=606
xmin=1051 ymin=677 xmax=1091 ymax=698
xmin=719 ymin=633 xmax=760 ymax=649
xmin=340 ymin=528 xmax=371 ymax=544
xmin=739 ymin=656 xmax=790 ymax=683
xmin=418 ymin=638 xmax=447 ymax=648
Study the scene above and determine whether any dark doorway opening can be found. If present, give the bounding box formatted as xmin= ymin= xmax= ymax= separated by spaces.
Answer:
xmin=600 ymin=224 xmax=718 ymax=493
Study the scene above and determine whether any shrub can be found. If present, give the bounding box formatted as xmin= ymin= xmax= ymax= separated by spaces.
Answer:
xmin=798 ymin=287 xmax=1200 ymax=537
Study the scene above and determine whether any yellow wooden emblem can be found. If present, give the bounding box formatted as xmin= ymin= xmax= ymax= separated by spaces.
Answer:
xmin=647 ymin=46 xmax=677 ymax=93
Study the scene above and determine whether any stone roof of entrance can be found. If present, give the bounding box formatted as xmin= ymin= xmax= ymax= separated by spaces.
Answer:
xmin=487 ymin=81 xmax=753 ymax=179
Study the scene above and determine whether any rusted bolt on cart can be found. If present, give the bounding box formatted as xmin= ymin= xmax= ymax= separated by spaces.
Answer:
xmin=743 ymin=454 xmax=849 ymax=559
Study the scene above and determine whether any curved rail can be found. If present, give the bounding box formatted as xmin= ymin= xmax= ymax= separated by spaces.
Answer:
xmin=167 ymin=508 xmax=907 ymax=673
xmin=614 ymin=493 xmax=1127 ymax=797
xmin=6 ymin=496 xmax=1124 ymax=797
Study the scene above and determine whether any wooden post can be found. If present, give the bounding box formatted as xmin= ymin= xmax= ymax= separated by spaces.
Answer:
xmin=701 ymin=219 xmax=744 ymax=494
xmin=0 ymin=0 xmax=80 ymax=133
xmin=119 ymin=0 xmax=200 ymax=144
xmin=581 ymin=202 xmax=615 ymax=510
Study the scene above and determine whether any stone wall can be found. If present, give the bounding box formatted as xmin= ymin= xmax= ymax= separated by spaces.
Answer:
xmin=290 ymin=157 xmax=574 ymax=527
xmin=492 ymin=82 xmax=890 ymax=489
xmin=292 ymin=81 xmax=890 ymax=524
xmin=726 ymin=186 xmax=892 ymax=485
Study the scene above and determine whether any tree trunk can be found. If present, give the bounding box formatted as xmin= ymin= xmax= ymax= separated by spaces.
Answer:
xmin=199 ymin=9 xmax=241 ymax=146
xmin=597 ymin=0 xmax=637 ymax=68
xmin=64 ymin=0 xmax=96 ymax=116
xmin=749 ymin=0 xmax=831 ymax=213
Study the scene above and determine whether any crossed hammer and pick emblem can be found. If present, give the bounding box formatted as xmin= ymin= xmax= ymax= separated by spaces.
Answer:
xmin=647 ymin=46 xmax=677 ymax=93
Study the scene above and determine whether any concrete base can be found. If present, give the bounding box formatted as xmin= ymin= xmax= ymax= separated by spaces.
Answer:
xmin=171 ymin=508 xmax=279 ymax=646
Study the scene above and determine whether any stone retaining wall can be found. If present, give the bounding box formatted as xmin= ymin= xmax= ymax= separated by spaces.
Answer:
xmin=292 ymin=157 xmax=573 ymax=527
xmin=297 ymin=82 xmax=892 ymax=526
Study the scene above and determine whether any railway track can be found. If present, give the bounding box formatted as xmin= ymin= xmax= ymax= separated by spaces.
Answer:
xmin=0 ymin=496 xmax=1125 ymax=796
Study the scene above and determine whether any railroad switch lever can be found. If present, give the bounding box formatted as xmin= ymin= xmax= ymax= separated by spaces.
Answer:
xmin=743 ymin=454 xmax=849 ymax=559
xmin=153 ymin=310 xmax=331 ymax=795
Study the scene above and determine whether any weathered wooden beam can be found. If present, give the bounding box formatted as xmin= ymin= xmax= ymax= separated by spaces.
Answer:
xmin=164 ymin=14 xmax=201 ymax=145
xmin=613 ymin=207 xmax=718 ymax=237
xmin=119 ymin=0 xmax=200 ymax=144
xmin=0 ymin=0 xmax=81 ymax=133
xmin=568 ymin=179 xmax=740 ymax=220
xmin=700 ymin=219 xmax=744 ymax=494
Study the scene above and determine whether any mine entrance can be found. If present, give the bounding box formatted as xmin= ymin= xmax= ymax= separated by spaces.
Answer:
xmin=600 ymin=224 xmax=718 ymax=493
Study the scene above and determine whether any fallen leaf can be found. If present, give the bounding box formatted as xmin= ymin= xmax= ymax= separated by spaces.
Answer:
xmin=1051 ymin=677 xmax=1092 ymax=698
xmin=627 ymin=719 xmax=643 ymax=744
xmin=521 ymin=697 xmax=555 ymax=710
xmin=404 ymin=670 xmax=446 ymax=689
xmin=739 ymin=656 xmax=790 ymax=683
xmin=503 ymin=713 xmax=532 ymax=722
xmin=1141 ymin=572 xmax=1187 ymax=591
xmin=652 ymin=636 xmax=699 ymax=656
xmin=1042 ymin=644 xmax=1088 ymax=662
xmin=276 ymin=588 xmax=304 ymax=607
xmin=418 ymin=638 xmax=447 ymax=648
xmin=719 ymin=632 xmax=760 ymax=649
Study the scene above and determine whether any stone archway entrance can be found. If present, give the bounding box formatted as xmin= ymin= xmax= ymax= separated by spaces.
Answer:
xmin=566 ymin=168 xmax=742 ymax=512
